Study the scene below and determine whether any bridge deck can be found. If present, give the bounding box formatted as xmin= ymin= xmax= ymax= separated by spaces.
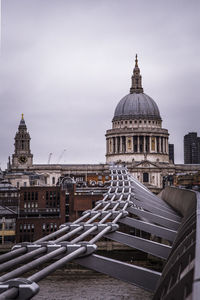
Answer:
xmin=0 ymin=165 xmax=198 ymax=299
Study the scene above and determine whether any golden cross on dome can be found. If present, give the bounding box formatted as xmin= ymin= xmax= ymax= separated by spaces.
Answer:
xmin=21 ymin=113 xmax=24 ymax=120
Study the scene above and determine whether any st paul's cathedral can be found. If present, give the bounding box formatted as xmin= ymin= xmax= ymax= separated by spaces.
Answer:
xmin=6 ymin=56 xmax=200 ymax=193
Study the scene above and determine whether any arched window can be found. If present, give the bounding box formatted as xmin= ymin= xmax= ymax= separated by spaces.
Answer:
xmin=143 ymin=173 xmax=149 ymax=183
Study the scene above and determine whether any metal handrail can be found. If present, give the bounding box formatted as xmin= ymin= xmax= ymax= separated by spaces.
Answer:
xmin=0 ymin=165 xmax=181 ymax=299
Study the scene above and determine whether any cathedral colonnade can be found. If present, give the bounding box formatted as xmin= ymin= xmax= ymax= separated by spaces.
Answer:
xmin=106 ymin=135 xmax=169 ymax=155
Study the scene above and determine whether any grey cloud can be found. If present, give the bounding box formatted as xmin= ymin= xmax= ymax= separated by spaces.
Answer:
xmin=0 ymin=0 xmax=200 ymax=169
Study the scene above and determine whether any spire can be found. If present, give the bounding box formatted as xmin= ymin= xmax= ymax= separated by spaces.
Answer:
xmin=19 ymin=113 xmax=26 ymax=127
xmin=130 ymin=54 xmax=143 ymax=94
xmin=135 ymin=54 xmax=138 ymax=67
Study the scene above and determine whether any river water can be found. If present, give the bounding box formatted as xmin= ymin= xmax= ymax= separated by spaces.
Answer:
xmin=33 ymin=272 xmax=153 ymax=300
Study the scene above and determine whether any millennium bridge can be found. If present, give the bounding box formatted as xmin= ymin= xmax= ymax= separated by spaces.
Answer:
xmin=0 ymin=165 xmax=199 ymax=299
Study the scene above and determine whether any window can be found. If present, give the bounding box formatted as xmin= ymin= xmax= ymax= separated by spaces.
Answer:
xmin=24 ymin=192 xmax=27 ymax=201
xmin=52 ymin=177 xmax=55 ymax=185
xmin=143 ymin=173 xmax=149 ymax=183
xmin=57 ymin=192 xmax=60 ymax=202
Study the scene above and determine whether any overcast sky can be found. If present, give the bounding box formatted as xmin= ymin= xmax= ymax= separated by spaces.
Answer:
xmin=0 ymin=0 xmax=200 ymax=170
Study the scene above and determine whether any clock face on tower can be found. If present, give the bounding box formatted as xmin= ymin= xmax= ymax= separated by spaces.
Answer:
xmin=18 ymin=156 xmax=28 ymax=164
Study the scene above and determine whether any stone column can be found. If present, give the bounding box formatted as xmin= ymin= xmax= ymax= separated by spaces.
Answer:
xmin=155 ymin=137 xmax=157 ymax=153
xmin=159 ymin=137 xmax=161 ymax=153
xmin=166 ymin=138 xmax=168 ymax=154
xmin=108 ymin=138 xmax=111 ymax=153
xmin=124 ymin=136 xmax=126 ymax=153
xmin=149 ymin=136 xmax=152 ymax=152
xmin=120 ymin=136 xmax=123 ymax=153
xmin=113 ymin=137 xmax=115 ymax=153
xmin=163 ymin=138 xmax=166 ymax=153
xmin=106 ymin=138 xmax=109 ymax=154
xmin=137 ymin=136 xmax=140 ymax=153
xmin=117 ymin=137 xmax=120 ymax=153
xmin=115 ymin=137 xmax=117 ymax=153
xmin=144 ymin=136 xmax=146 ymax=153
xmin=112 ymin=138 xmax=114 ymax=153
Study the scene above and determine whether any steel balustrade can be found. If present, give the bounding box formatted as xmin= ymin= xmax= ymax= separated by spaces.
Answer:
xmin=0 ymin=165 xmax=186 ymax=299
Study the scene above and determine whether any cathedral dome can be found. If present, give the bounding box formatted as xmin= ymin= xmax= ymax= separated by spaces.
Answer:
xmin=113 ymin=92 xmax=161 ymax=121
xmin=112 ymin=55 xmax=161 ymax=122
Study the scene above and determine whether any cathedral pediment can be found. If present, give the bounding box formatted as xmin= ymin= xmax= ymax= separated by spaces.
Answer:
xmin=134 ymin=160 xmax=158 ymax=168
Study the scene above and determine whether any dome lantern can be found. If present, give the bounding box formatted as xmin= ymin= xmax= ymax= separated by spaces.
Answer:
xmin=130 ymin=54 xmax=143 ymax=94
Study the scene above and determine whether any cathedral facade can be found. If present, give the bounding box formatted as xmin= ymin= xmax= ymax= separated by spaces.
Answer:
xmin=106 ymin=55 xmax=169 ymax=164
xmin=7 ymin=56 xmax=200 ymax=192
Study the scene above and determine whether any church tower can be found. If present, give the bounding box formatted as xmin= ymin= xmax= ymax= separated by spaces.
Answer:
xmin=12 ymin=114 xmax=33 ymax=169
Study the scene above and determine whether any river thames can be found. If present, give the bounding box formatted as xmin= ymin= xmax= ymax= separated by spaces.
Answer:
xmin=33 ymin=271 xmax=152 ymax=300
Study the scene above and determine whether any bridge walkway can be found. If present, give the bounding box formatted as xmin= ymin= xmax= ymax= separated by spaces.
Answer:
xmin=0 ymin=165 xmax=182 ymax=299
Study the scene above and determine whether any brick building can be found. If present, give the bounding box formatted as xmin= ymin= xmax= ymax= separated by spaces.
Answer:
xmin=61 ymin=176 xmax=108 ymax=222
xmin=16 ymin=186 xmax=65 ymax=242
xmin=0 ymin=181 xmax=19 ymax=209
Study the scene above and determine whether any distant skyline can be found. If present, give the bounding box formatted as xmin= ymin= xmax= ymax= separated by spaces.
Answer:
xmin=1 ymin=0 xmax=200 ymax=170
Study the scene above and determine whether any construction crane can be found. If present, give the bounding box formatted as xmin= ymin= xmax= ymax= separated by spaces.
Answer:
xmin=47 ymin=153 xmax=52 ymax=164
xmin=57 ymin=149 xmax=66 ymax=164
